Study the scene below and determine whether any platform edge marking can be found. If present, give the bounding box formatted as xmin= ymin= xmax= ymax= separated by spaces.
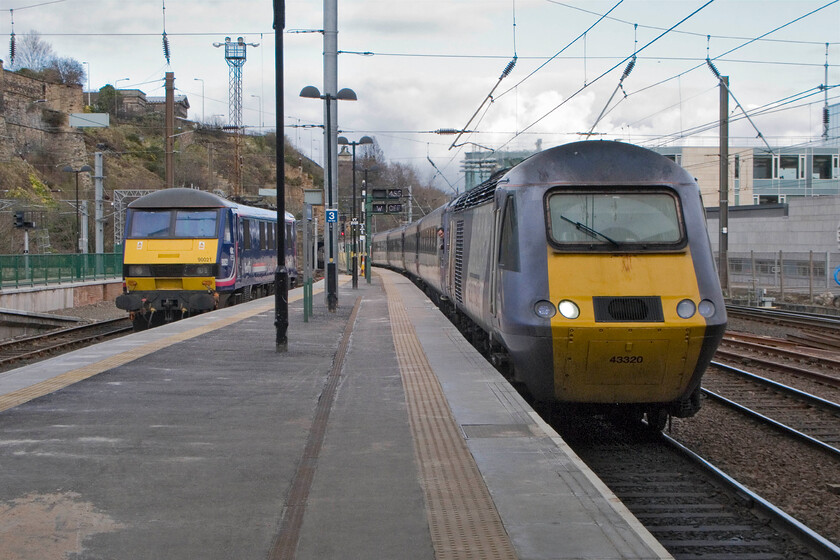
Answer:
xmin=381 ymin=271 xmax=517 ymax=560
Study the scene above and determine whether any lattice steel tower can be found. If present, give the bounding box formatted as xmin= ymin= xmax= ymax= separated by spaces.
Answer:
xmin=213 ymin=36 xmax=259 ymax=198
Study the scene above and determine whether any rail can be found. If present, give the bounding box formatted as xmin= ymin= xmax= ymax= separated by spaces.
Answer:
xmin=0 ymin=253 xmax=122 ymax=289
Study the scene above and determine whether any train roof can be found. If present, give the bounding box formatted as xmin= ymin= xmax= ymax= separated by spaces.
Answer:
xmin=502 ymin=140 xmax=696 ymax=188
xmin=128 ymin=188 xmax=294 ymax=222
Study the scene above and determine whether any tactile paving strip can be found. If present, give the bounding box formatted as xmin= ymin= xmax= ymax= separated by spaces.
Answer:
xmin=382 ymin=273 xmax=517 ymax=560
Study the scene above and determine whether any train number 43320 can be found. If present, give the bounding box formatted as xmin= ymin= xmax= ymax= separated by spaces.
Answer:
xmin=609 ymin=355 xmax=644 ymax=364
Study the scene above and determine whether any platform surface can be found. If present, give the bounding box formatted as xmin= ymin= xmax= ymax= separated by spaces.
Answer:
xmin=0 ymin=271 xmax=671 ymax=559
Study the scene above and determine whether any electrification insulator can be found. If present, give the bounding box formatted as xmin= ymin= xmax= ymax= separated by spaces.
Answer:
xmin=500 ymin=55 xmax=517 ymax=79
xmin=9 ymin=33 xmax=15 ymax=65
xmin=162 ymin=33 xmax=171 ymax=64
xmin=621 ymin=57 xmax=636 ymax=80
xmin=435 ymin=128 xmax=461 ymax=135
xmin=824 ymin=106 xmax=830 ymax=126
xmin=706 ymin=57 xmax=721 ymax=79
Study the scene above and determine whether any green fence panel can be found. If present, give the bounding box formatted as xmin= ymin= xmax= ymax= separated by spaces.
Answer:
xmin=0 ymin=253 xmax=123 ymax=289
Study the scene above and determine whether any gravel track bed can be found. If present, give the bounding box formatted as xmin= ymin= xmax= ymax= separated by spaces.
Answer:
xmin=668 ymin=403 xmax=840 ymax=547
xmin=671 ymin=313 xmax=840 ymax=548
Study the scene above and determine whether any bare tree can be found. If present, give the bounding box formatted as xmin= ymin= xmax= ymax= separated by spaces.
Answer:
xmin=43 ymin=57 xmax=85 ymax=86
xmin=12 ymin=30 xmax=54 ymax=71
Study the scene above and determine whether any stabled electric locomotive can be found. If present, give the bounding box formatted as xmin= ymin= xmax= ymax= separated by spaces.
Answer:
xmin=372 ymin=141 xmax=726 ymax=427
xmin=116 ymin=188 xmax=296 ymax=330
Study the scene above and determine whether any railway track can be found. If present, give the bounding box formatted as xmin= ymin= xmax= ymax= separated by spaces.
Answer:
xmin=704 ymin=362 xmax=840 ymax=457
xmin=559 ymin=416 xmax=840 ymax=560
xmin=0 ymin=318 xmax=133 ymax=371
xmin=718 ymin=333 xmax=840 ymax=387
xmin=727 ymin=305 xmax=840 ymax=351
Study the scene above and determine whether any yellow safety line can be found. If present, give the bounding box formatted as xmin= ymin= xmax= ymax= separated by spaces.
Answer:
xmin=0 ymin=287 xmax=315 ymax=413
xmin=381 ymin=271 xmax=516 ymax=560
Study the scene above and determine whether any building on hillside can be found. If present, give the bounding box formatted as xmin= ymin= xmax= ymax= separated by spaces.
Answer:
xmin=86 ymin=88 xmax=190 ymax=120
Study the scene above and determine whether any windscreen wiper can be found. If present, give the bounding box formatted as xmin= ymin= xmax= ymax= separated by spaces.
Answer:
xmin=560 ymin=215 xmax=619 ymax=246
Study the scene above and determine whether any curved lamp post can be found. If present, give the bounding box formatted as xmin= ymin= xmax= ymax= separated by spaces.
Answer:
xmin=300 ymin=85 xmax=357 ymax=311
xmin=337 ymin=135 xmax=373 ymax=289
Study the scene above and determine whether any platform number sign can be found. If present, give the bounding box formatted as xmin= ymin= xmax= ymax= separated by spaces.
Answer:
xmin=326 ymin=209 xmax=338 ymax=223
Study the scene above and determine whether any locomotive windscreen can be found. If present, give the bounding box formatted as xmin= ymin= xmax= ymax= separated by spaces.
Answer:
xmin=128 ymin=209 xmax=219 ymax=239
xmin=546 ymin=190 xmax=684 ymax=248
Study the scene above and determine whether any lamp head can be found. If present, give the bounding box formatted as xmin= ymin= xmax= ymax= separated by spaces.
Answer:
xmin=336 ymin=88 xmax=357 ymax=101
xmin=299 ymin=85 xmax=321 ymax=99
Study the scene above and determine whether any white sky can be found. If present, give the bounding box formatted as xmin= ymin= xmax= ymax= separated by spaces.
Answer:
xmin=4 ymin=0 xmax=840 ymax=191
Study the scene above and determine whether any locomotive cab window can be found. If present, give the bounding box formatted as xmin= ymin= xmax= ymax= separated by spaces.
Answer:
xmin=546 ymin=189 xmax=685 ymax=251
xmin=128 ymin=209 xmax=218 ymax=239
xmin=128 ymin=210 xmax=171 ymax=238
xmin=174 ymin=210 xmax=218 ymax=238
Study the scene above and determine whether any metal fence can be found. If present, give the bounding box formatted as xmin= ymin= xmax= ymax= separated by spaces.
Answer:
xmin=723 ymin=250 xmax=840 ymax=302
xmin=0 ymin=253 xmax=122 ymax=289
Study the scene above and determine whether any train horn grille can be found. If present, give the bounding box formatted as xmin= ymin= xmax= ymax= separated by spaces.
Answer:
xmin=593 ymin=296 xmax=664 ymax=322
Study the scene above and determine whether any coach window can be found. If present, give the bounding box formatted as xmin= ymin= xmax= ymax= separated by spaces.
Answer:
xmin=498 ymin=195 xmax=520 ymax=271
xmin=242 ymin=219 xmax=251 ymax=250
xmin=259 ymin=222 xmax=267 ymax=250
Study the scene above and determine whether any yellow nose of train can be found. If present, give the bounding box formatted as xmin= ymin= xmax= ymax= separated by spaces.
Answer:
xmin=547 ymin=251 xmax=713 ymax=404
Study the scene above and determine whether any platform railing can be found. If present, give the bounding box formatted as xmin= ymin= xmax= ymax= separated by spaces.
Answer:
xmin=0 ymin=253 xmax=122 ymax=289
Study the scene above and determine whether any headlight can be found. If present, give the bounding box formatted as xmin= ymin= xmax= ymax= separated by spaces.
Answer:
xmin=677 ymin=299 xmax=696 ymax=319
xmin=698 ymin=299 xmax=716 ymax=318
xmin=185 ymin=264 xmax=213 ymax=276
xmin=558 ymin=300 xmax=580 ymax=319
xmin=534 ymin=300 xmax=556 ymax=319
xmin=127 ymin=265 xmax=150 ymax=276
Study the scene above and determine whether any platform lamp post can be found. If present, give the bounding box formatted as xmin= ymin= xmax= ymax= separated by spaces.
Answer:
xmin=193 ymin=78 xmax=205 ymax=122
xmin=337 ymin=135 xmax=373 ymax=289
xmin=114 ymin=77 xmax=130 ymax=118
xmin=82 ymin=62 xmax=91 ymax=106
xmin=300 ymin=85 xmax=358 ymax=311
xmin=62 ymin=164 xmax=93 ymax=254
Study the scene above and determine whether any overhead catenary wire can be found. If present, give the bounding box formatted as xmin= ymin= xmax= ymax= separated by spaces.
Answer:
xmin=497 ymin=0 xmax=718 ymax=151
xmin=586 ymin=55 xmax=636 ymax=138
xmin=496 ymin=0 xmax=624 ymax=102
xmin=706 ymin=55 xmax=773 ymax=153
xmin=545 ymin=0 xmax=838 ymax=47
xmin=504 ymin=0 xmax=838 ymax=153
xmin=448 ymin=56 xmax=518 ymax=150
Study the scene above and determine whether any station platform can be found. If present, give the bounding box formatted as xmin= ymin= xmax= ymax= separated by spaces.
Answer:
xmin=0 ymin=269 xmax=672 ymax=560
